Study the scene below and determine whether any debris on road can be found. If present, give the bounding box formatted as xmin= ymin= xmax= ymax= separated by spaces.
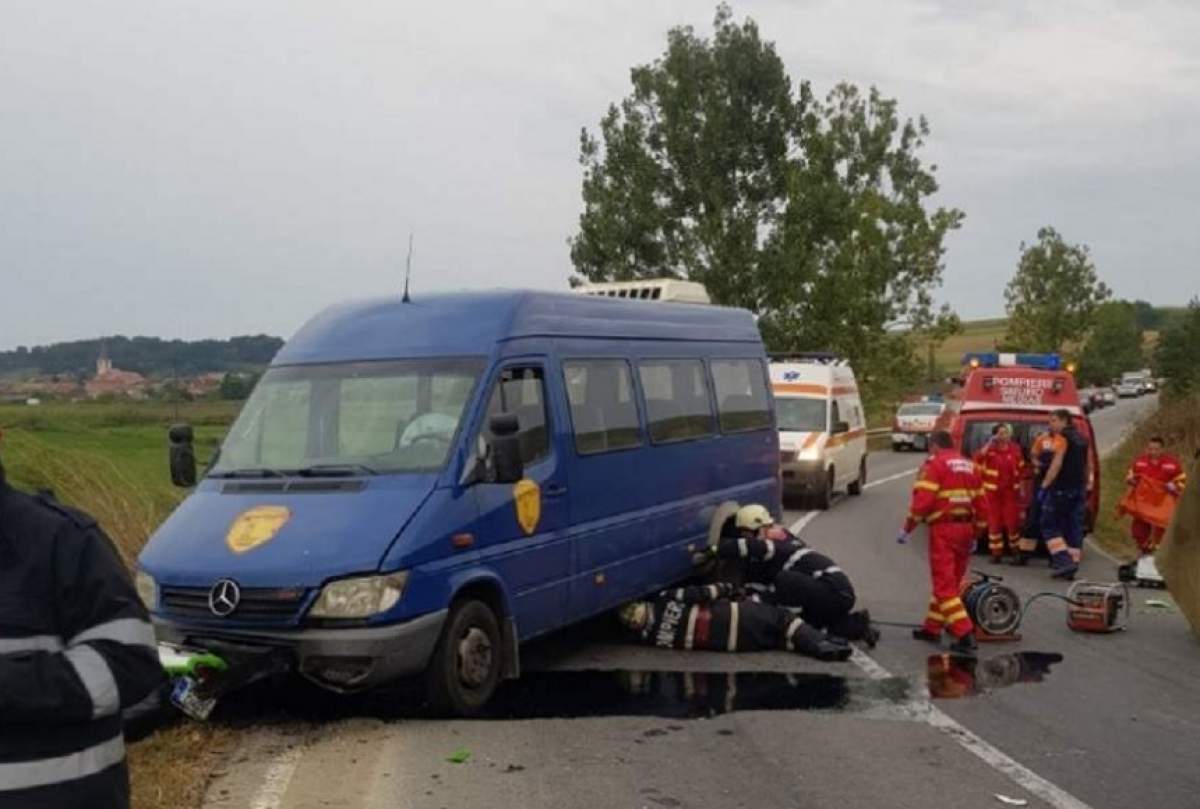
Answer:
xmin=1144 ymin=599 xmax=1175 ymax=611
xmin=446 ymin=747 xmax=472 ymax=764
xmin=994 ymin=794 xmax=1028 ymax=806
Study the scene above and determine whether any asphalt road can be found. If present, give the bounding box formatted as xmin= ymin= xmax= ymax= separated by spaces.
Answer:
xmin=203 ymin=394 xmax=1199 ymax=809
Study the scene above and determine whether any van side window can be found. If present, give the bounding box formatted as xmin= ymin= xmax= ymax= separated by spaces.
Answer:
xmin=710 ymin=359 xmax=772 ymax=433
xmin=638 ymin=359 xmax=715 ymax=443
xmin=563 ymin=360 xmax=643 ymax=455
xmin=830 ymin=400 xmax=841 ymax=430
xmin=485 ymin=366 xmax=549 ymax=465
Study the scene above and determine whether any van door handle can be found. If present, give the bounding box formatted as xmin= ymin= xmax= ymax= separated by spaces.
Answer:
xmin=545 ymin=483 xmax=567 ymax=498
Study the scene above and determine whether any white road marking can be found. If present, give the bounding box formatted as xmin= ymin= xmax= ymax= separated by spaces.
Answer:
xmin=789 ymin=510 xmax=821 ymax=534
xmin=850 ymin=650 xmax=1093 ymax=809
xmin=863 ymin=467 xmax=919 ymax=491
xmin=249 ymin=746 xmax=303 ymax=809
xmin=793 ymin=521 xmax=1095 ymax=809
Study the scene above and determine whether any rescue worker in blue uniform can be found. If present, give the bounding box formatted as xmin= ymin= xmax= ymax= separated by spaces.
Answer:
xmin=1039 ymin=409 xmax=1090 ymax=579
xmin=0 ymin=448 xmax=164 ymax=809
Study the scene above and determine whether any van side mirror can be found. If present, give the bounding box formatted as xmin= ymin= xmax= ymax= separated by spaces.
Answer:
xmin=489 ymin=413 xmax=524 ymax=484
xmin=168 ymin=423 xmax=197 ymax=488
xmin=832 ymin=420 xmax=850 ymax=435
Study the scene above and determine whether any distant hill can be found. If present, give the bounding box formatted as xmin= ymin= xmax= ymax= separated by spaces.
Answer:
xmin=0 ymin=335 xmax=283 ymax=379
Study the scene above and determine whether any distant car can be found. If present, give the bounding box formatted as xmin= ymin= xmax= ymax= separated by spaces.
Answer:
xmin=891 ymin=399 xmax=946 ymax=451
xmin=1142 ymin=378 xmax=1157 ymax=394
xmin=1116 ymin=381 xmax=1141 ymax=398
xmin=1102 ymin=388 xmax=1117 ymax=406
xmin=1089 ymin=389 xmax=1107 ymax=409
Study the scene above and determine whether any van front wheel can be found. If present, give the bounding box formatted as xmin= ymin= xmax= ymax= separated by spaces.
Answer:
xmin=848 ymin=458 xmax=866 ymax=496
xmin=424 ymin=599 xmax=502 ymax=717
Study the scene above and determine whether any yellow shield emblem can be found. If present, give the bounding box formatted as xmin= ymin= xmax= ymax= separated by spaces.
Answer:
xmin=513 ymin=479 xmax=541 ymax=536
xmin=226 ymin=505 xmax=291 ymax=554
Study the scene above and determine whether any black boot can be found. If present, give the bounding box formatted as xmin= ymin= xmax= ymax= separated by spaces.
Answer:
xmin=912 ymin=628 xmax=942 ymax=645
xmin=1008 ymin=553 xmax=1028 ymax=567
xmin=949 ymin=633 xmax=977 ymax=655
xmin=788 ymin=622 xmax=852 ymax=661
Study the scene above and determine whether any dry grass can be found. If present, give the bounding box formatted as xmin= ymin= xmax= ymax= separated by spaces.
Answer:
xmin=1 ymin=401 xmax=239 ymax=809
xmin=129 ymin=725 xmax=238 ymax=809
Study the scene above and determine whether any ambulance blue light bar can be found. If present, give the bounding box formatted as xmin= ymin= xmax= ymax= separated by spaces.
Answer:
xmin=962 ymin=352 xmax=1063 ymax=371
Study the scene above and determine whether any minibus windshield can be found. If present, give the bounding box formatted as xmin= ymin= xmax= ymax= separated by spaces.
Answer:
xmin=210 ymin=358 xmax=484 ymax=478
xmin=775 ymin=397 xmax=827 ymax=432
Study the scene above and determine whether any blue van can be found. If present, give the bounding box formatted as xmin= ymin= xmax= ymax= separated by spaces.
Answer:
xmin=137 ymin=290 xmax=779 ymax=713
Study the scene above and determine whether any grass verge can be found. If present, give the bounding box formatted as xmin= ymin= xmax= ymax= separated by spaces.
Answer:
xmin=0 ymin=401 xmax=239 ymax=809
xmin=1092 ymin=395 xmax=1200 ymax=560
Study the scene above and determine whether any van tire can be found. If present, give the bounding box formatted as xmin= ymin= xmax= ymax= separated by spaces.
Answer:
xmin=424 ymin=598 xmax=502 ymax=717
xmin=814 ymin=467 xmax=834 ymax=510
xmin=848 ymin=458 xmax=866 ymax=496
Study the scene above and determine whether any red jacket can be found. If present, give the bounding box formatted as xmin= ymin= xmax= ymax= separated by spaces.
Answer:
xmin=977 ymin=440 xmax=1026 ymax=493
xmin=1127 ymin=453 xmax=1187 ymax=492
xmin=904 ymin=449 xmax=990 ymax=533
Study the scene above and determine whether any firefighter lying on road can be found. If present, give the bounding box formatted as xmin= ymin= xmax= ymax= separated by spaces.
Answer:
xmin=617 ymin=583 xmax=853 ymax=662
xmin=700 ymin=504 xmax=879 ymax=646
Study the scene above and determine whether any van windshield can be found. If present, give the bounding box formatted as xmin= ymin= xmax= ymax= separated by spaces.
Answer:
xmin=776 ymin=397 xmax=827 ymax=432
xmin=210 ymin=358 xmax=484 ymax=478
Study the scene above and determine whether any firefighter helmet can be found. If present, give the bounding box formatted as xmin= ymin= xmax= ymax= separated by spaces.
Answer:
xmin=735 ymin=504 xmax=774 ymax=531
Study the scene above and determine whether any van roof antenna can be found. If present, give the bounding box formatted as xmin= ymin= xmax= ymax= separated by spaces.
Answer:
xmin=402 ymin=233 xmax=414 ymax=303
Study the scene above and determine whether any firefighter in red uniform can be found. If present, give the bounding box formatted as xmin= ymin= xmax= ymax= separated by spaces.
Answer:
xmin=977 ymin=424 xmax=1026 ymax=563
xmin=1124 ymin=436 xmax=1187 ymax=555
xmin=898 ymin=431 xmax=990 ymax=654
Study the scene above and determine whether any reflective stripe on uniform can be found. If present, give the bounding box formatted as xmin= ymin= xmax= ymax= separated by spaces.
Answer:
xmin=813 ymin=566 xmax=842 ymax=579
xmin=727 ymin=603 xmax=739 ymax=652
xmin=683 ymin=607 xmax=699 ymax=650
xmin=784 ymin=617 xmax=804 ymax=651
xmin=914 ymin=480 xmax=939 ymax=492
xmin=64 ymin=645 xmax=120 ymax=719
xmin=983 ymin=482 xmax=999 ymax=491
xmin=0 ymin=635 xmax=63 ymax=655
xmin=71 ymin=618 xmax=155 ymax=650
xmin=1046 ymin=537 xmax=1068 ymax=554
xmin=781 ymin=548 xmax=812 ymax=572
xmin=0 ymin=733 xmax=125 ymax=792
xmin=761 ymin=540 xmax=776 ymax=561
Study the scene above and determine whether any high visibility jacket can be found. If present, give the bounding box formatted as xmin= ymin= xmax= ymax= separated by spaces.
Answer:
xmin=1030 ymin=432 xmax=1061 ymax=483
xmin=0 ymin=470 xmax=164 ymax=809
xmin=904 ymin=449 xmax=989 ymax=532
xmin=1127 ymin=452 xmax=1187 ymax=491
xmin=977 ymin=440 xmax=1026 ymax=493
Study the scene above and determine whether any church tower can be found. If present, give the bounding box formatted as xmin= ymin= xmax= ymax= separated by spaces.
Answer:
xmin=96 ymin=344 xmax=113 ymax=377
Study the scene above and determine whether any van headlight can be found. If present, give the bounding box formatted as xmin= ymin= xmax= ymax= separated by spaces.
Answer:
xmin=798 ymin=445 xmax=822 ymax=461
xmin=135 ymin=570 xmax=158 ymax=609
xmin=309 ymin=572 xmax=409 ymax=619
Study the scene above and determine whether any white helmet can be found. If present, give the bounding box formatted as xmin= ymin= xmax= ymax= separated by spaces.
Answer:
xmin=735 ymin=504 xmax=774 ymax=531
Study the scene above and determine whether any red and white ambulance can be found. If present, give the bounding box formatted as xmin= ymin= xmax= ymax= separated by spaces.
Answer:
xmin=943 ymin=353 xmax=1100 ymax=531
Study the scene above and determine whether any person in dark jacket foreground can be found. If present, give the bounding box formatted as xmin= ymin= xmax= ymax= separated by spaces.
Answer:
xmin=0 ymin=446 xmax=165 ymax=809
xmin=617 ymin=583 xmax=852 ymax=662
xmin=702 ymin=504 xmax=879 ymax=646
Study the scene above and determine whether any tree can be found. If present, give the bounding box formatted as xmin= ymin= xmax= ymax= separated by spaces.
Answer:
xmin=1077 ymin=301 xmax=1144 ymax=385
xmin=571 ymin=5 xmax=963 ymax=384
xmin=1131 ymin=300 xmax=1161 ymax=332
xmin=1155 ymin=298 xmax=1200 ymax=397
xmin=1003 ymin=227 xmax=1110 ymax=352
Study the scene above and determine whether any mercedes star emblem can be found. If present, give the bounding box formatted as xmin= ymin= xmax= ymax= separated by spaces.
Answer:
xmin=208 ymin=578 xmax=241 ymax=617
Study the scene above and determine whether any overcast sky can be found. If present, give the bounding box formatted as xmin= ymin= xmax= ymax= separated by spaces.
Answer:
xmin=2 ymin=1 xmax=1197 ymax=350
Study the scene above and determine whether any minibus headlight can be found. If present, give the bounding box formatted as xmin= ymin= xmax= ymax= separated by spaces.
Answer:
xmin=309 ymin=572 xmax=409 ymax=619
xmin=135 ymin=570 xmax=158 ymax=609
xmin=798 ymin=445 xmax=822 ymax=461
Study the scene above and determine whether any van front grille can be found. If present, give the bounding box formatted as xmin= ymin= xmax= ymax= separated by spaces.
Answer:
xmin=161 ymin=585 xmax=309 ymax=623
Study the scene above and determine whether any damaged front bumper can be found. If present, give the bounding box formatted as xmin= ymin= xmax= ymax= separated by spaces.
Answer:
xmin=152 ymin=609 xmax=448 ymax=693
